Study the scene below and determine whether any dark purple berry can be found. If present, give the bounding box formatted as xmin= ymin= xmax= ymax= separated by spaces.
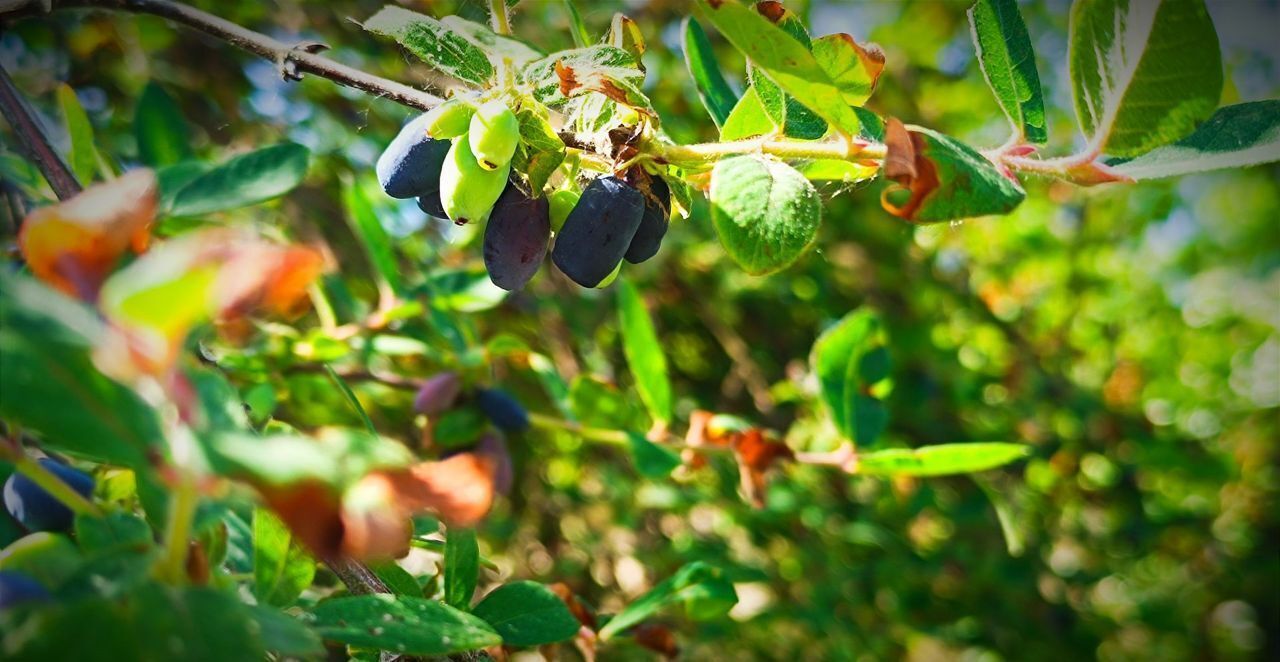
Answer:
xmin=377 ymin=114 xmax=451 ymax=199
xmin=551 ymin=176 xmax=645 ymax=287
xmin=0 ymin=571 xmax=50 ymax=610
xmin=476 ymin=388 xmax=529 ymax=433
xmin=414 ymin=372 xmax=462 ymax=416
xmin=3 ymin=459 xmax=94 ymax=533
xmin=483 ymin=185 xmax=551 ymax=291
xmin=624 ymin=175 xmax=671 ymax=264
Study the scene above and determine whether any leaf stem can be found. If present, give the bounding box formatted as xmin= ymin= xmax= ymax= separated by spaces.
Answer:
xmin=488 ymin=0 xmax=512 ymax=36
xmin=527 ymin=412 xmax=629 ymax=446
xmin=325 ymin=364 xmax=378 ymax=435
xmin=645 ymin=135 xmax=887 ymax=170
xmin=158 ymin=471 xmax=198 ymax=583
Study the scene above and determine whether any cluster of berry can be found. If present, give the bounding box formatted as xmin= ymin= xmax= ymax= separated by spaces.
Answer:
xmin=377 ymin=100 xmax=671 ymax=290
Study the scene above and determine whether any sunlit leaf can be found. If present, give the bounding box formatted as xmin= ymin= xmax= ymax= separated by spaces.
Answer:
xmin=681 ymin=17 xmax=738 ymax=128
xmin=364 ymin=7 xmax=494 ymax=85
xmin=1069 ymin=0 xmax=1222 ymax=157
xmin=617 ymin=279 xmax=672 ymax=423
xmin=56 ymin=84 xmax=99 ymax=183
xmin=856 ymin=443 xmax=1032 ymax=477
xmin=1108 ymin=101 xmax=1280 ymax=179
xmin=443 ymin=526 xmax=479 ymax=609
xmin=134 ymin=82 xmax=192 ymax=168
xmin=598 ymin=561 xmax=737 ymax=641
xmin=167 ymin=143 xmax=310 ymax=217
xmin=881 ymin=119 xmax=1025 ymax=223
xmin=252 ymin=508 xmax=316 ymax=607
xmin=307 ymin=594 xmax=501 ymax=655
xmin=968 ymin=0 xmax=1047 ymax=143
xmin=472 ymin=581 xmax=580 ymax=646
xmin=710 ymin=155 xmax=820 ymax=275
xmin=811 ymin=34 xmax=885 ymax=108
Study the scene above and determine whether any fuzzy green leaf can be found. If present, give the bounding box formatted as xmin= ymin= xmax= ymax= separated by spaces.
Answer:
xmin=617 ymin=279 xmax=672 ymax=424
xmin=252 ymin=508 xmax=315 ymax=608
xmin=968 ymin=0 xmax=1047 ymax=143
xmin=1069 ymin=0 xmax=1222 ymax=157
xmin=856 ymin=443 xmax=1032 ymax=477
xmin=1108 ymin=101 xmax=1280 ymax=179
xmin=444 ymin=527 xmax=479 ymax=609
xmin=167 ymin=143 xmax=309 ymax=217
xmin=710 ymin=155 xmax=821 ymax=275
xmin=364 ymin=7 xmax=495 ymax=86
xmin=308 ymin=594 xmax=502 ymax=655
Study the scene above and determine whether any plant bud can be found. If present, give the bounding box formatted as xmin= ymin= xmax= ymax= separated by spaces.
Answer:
xmin=547 ymin=188 xmax=580 ymax=233
xmin=468 ymin=99 xmax=520 ymax=171
xmin=414 ymin=372 xmax=462 ymax=416
xmin=422 ymin=98 xmax=475 ymax=139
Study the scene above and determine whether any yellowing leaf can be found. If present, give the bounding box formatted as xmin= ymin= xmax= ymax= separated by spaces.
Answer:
xmin=19 ymin=169 xmax=156 ymax=300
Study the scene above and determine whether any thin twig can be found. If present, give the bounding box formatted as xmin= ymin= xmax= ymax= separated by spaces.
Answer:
xmin=0 ymin=63 xmax=82 ymax=200
xmin=323 ymin=554 xmax=391 ymax=595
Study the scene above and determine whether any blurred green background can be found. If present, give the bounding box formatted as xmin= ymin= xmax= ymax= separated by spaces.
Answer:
xmin=2 ymin=0 xmax=1276 ymax=659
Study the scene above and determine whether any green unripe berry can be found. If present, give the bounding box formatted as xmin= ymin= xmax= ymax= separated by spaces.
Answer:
xmin=439 ymin=133 xmax=510 ymax=225
xmin=468 ymin=100 xmax=520 ymax=171
xmin=594 ymin=260 xmax=623 ymax=289
xmin=547 ymin=188 xmax=580 ymax=233
xmin=423 ymin=98 xmax=475 ymax=139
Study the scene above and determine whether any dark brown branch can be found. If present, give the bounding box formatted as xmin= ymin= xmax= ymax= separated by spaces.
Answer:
xmin=0 ymin=63 xmax=82 ymax=200
xmin=3 ymin=0 xmax=443 ymax=111
xmin=324 ymin=554 xmax=391 ymax=595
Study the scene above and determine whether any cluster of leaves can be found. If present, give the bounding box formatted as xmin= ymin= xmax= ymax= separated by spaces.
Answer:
xmin=0 ymin=0 xmax=1276 ymax=659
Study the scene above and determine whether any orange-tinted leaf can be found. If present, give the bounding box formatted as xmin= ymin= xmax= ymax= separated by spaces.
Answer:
xmin=732 ymin=428 xmax=793 ymax=508
xmin=18 ymin=169 xmax=156 ymax=300
xmin=341 ymin=473 xmax=413 ymax=559
xmin=881 ymin=119 xmax=1025 ymax=223
xmin=262 ymin=481 xmax=345 ymax=559
xmin=549 ymin=582 xmax=598 ymax=630
xmin=631 ymin=622 xmax=679 ymax=658
xmin=383 ymin=452 xmax=497 ymax=527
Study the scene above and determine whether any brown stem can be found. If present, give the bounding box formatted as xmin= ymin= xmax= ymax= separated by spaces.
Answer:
xmin=3 ymin=0 xmax=442 ymax=111
xmin=323 ymin=554 xmax=391 ymax=595
xmin=0 ymin=63 xmax=82 ymax=200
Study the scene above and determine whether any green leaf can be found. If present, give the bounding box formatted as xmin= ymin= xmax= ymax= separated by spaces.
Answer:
xmin=134 ymin=82 xmax=192 ymax=167
xmin=368 ymin=560 xmax=422 ymax=597
xmin=0 ymin=531 xmax=85 ymax=590
xmin=751 ymin=68 xmax=827 ymax=140
xmin=598 ymin=561 xmax=737 ymax=641
xmin=856 ymin=443 xmax=1032 ymax=477
xmin=252 ymin=508 xmax=315 ymax=608
xmin=3 ymin=584 xmax=270 ymax=660
xmin=343 ymin=175 xmax=402 ymax=294
xmin=155 ymin=160 xmax=212 ymax=212
xmin=167 ymin=143 xmax=310 ymax=217
xmin=681 ymin=17 xmax=739 ymax=128
xmin=56 ymin=84 xmax=99 ymax=183
xmin=719 ymin=86 xmax=778 ymax=141
xmin=811 ymin=34 xmax=885 ymax=108
xmin=627 ymin=432 xmax=681 ymax=479
xmin=967 ymin=0 xmax=1046 ymax=143
xmin=561 ymin=0 xmax=591 ymax=49
xmin=1069 ymin=0 xmax=1222 ymax=157
xmin=710 ymin=155 xmax=821 ymax=276
xmin=307 ymin=594 xmax=502 ymax=655
xmin=810 ymin=309 xmax=881 ymax=441
xmin=569 ymin=375 xmax=645 ymax=431
xmin=73 ymin=511 xmax=152 ymax=555
xmin=695 ymin=0 xmax=861 ymax=136
xmin=607 ymin=14 xmax=647 ymax=71
xmin=882 ymin=123 xmax=1025 ymax=223
xmin=423 ymin=267 xmax=509 ymax=312
xmin=0 ymin=274 xmax=161 ymax=468
xmin=1107 ymin=101 xmax=1280 ymax=179
xmin=364 ymin=7 xmax=495 ymax=86
xmin=247 ymin=604 xmax=325 ymax=658
xmin=207 ymin=428 xmax=414 ymax=490
xmin=511 ymin=102 xmax=566 ymax=193
xmin=471 ymin=581 xmax=580 ymax=647
xmin=444 ymin=526 xmax=479 ymax=609
xmin=522 ymin=45 xmax=652 ymax=113
xmin=440 ymin=15 xmax=543 ymax=68
xmin=431 ymin=407 xmax=488 ymax=450
xmin=617 ymin=279 xmax=672 ymax=424
xmin=529 ymin=353 xmax=575 ymax=420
